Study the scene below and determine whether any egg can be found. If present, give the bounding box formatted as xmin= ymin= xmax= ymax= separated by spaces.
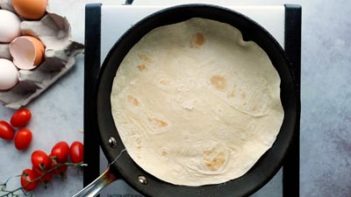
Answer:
xmin=0 ymin=59 xmax=19 ymax=91
xmin=0 ymin=10 xmax=21 ymax=43
xmin=9 ymin=36 xmax=45 ymax=70
xmin=12 ymin=0 xmax=47 ymax=20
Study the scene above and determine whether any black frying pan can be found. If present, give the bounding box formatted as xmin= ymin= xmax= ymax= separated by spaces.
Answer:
xmin=74 ymin=4 xmax=298 ymax=197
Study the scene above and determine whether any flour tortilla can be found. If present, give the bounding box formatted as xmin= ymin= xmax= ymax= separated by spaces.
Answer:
xmin=110 ymin=18 xmax=284 ymax=186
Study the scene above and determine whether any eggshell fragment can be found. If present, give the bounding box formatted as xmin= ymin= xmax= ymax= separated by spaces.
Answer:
xmin=12 ymin=0 xmax=47 ymax=20
xmin=0 ymin=59 xmax=19 ymax=91
xmin=9 ymin=36 xmax=45 ymax=70
xmin=0 ymin=10 xmax=20 ymax=43
xmin=20 ymin=13 xmax=71 ymax=49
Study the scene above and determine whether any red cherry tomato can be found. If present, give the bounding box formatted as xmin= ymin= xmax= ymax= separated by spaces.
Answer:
xmin=52 ymin=162 xmax=68 ymax=176
xmin=21 ymin=169 xmax=39 ymax=191
xmin=69 ymin=141 xmax=84 ymax=163
xmin=33 ymin=167 xmax=53 ymax=183
xmin=56 ymin=165 xmax=68 ymax=175
xmin=0 ymin=120 xmax=15 ymax=141
xmin=10 ymin=108 xmax=32 ymax=128
xmin=31 ymin=150 xmax=52 ymax=172
xmin=14 ymin=128 xmax=32 ymax=150
xmin=50 ymin=141 xmax=70 ymax=163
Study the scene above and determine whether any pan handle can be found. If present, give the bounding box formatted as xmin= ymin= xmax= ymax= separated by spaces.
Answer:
xmin=72 ymin=167 xmax=117 ymax=197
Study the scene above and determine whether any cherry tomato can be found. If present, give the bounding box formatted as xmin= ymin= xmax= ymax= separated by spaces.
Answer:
xmin=50 ymin=141 xmax=70 ymax=163
xmin=14 ymin=128 xmax=32 ymax=150
xmin=31 ymin=150 xmax=52 ymax=172
xmin=10 ymin=108 xmax=32 ymax=128
xmin=69 ymin=141 xmax=84 ymax=163
xmin=21 ymin=169 xmax=39 ymax=191
xmin=33 ymin=166 xmax=53 ymax=183
xmin=56 ymin=165 xmax=68 ymax=175
xmin=0 ymin=120 xmax=15 ymax=141
xmin=51 ymin=162 xmax=68 ymax=176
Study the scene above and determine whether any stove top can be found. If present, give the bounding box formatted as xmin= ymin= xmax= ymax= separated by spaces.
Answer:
xmin=84 ymin=4 xmax=301 ymax=197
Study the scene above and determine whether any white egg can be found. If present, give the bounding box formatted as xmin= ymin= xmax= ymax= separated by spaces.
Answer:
xmin=0 ymin=58 xmax=19 ymax=90
xmin=0 ymin=10 xmax=21 ymax=43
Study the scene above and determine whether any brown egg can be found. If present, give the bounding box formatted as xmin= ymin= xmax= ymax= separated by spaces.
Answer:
xmin=9 ymin=36 xmax=45 ymax=70
xmin=12 ymin=0 xmax=47 ymax=20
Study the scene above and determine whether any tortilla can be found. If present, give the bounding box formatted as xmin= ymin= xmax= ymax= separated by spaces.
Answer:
xmin=110 ymin=18 xmax=284 ymax=186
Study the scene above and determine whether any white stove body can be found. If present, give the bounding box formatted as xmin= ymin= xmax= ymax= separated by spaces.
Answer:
xmin=98 ymin=5 xmax=286 ymax=196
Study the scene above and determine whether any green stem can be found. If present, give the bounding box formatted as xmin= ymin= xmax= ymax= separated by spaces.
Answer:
xmin=0 ymin=163 xmax=87 ymax=197
xmin=29 ymin=162 xmax=87 ymax=183
xmin=0 ymin=187 xmax=23 ymax=197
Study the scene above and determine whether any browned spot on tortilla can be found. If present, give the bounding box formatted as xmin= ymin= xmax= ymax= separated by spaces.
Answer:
xmin=210 ymin=75 xmax=227 ymax=90
xmin=149 ymin=117 xmax=168 ymax=128
xmin=136 ymin=145 xmax=142 ymax=149
xmin=203 ymin=151 xmax=226 ymax=171
xmin=138 ymin=54 xmax=152 ymax=63
xmin=127 ymin=95 xmax=139 ymax=106
xmin=137 ymin=64 xmax=146 ymax=71
xmin=191 ymin=32 xmax=206 ymax=48
xmin=161 ymin=150 xmax=168 ymax=156
xmin=159 ymin=79 xmax=170 ymax=85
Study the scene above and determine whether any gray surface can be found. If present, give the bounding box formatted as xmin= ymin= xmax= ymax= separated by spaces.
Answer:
xmin=0 ymin=55 xmax=84 ymax=197
xmin=0 ymin=0 xmax=350 ymax=197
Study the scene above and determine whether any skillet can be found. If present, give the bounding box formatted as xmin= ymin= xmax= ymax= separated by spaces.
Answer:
xmin=74 ymin=4 xmax=298 ymax=197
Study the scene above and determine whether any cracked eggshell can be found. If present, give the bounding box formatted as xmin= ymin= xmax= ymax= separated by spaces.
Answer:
xmin=0 ymin=9 xmax=21 ymax=43
xmin=10 ymin=36 xmax=45 ymax=70
xmin=0 ymin=58 xmax=18 ymax=91
xmin=20 ymin=13 xmax=71 ymax=49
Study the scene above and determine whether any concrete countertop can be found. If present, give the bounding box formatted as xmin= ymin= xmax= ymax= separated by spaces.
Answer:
xmin=0 ymin=0 xmax=350 ymax=196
